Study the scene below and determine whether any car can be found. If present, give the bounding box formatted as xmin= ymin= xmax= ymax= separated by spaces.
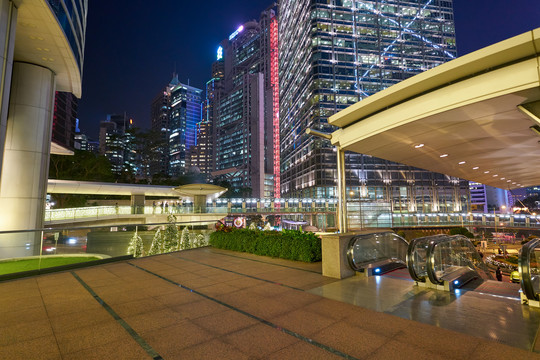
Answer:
xmin=510 ymin=270 xmax=520 ymax=283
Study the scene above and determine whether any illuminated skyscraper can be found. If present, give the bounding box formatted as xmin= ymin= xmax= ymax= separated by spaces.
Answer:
xmin=209 ymin=7 xmax=279 ymax=198
xmin=168 ymin=81 xmax=203 ymax=177
xmin=279 ymin=0 xmax=468 ymax=214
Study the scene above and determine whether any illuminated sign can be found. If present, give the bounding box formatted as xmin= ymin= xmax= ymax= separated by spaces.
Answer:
xmin=217 ymin=46 xmax=223 ymax=60
xmin=229 ymin=25 xmax=244 ymax=40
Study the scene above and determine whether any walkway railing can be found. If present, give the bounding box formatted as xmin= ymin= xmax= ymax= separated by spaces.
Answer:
xmin=45 ymin=204 xmax=540 ymax=230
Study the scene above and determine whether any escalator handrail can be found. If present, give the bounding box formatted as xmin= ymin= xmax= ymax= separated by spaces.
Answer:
xmin=406 ymin=237 xmax=427 ymax=282
xmin=406 ymin=234 xmax=447 ymax=282
xmin=426 ymin=238 xmax=445 ymax=285
xmin=520 ymin=238 xmax=540 ymax=301
xmin=346 ymin=232 xmax=407 ymax=272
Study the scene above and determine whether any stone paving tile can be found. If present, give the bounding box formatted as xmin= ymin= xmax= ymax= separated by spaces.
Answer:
xmin=111 ymin=297 xmax=164 ymax=318
xmin=62 ymin=338 xmax=150 ymax=360
xmin=223 ymin=276 xmax=264 ymax=290
xmin=1 ymin=317 xmax=54 ymax=347
xmin=344 ymin=307 xmax=411 ymax=339
xmin=43 ymin=297 xmax=103 ymax=318
xmin=151 ymin=287 xmax=201 ymax=307
xmin=0 ymin=293 xmax=43 ymax=313
xmin=272 ymin=308 xmax=338 ymax=336
xmin=310 ymin=321 xmax=390 ymax=359
xmin=191 ymin=308 xmax=259 ymax=336
xmin=197 ymin=281 xmax=244 ymax=297
xmin=0 ymin=302 xmax=48 ymax=327
xmin=124 ymin=308 xmax=187 ymax=333
xmin=174 ymin=338 xmax=250 ymax=359
xmin=170 ymin=298 xmax=229 ymax=320
xmin=55 ymin=321 xmax=133 ymax=355
xmin=222 ymin=323 xmax=298 ymax=358
xmin=367 ymin=338 xmax=449 ymax=360
xmin=267 ymin=340 xmax=344 ymax=360
xmin=0 ymin=335 xmax=61 ymax=360
xmin=303 ymin=298 xmax=359 ymax=322
xmin=48 ymin=307 xmax=113 ymax=333
xmin=471 ymin=341 xmax=540 ymax=359
xmin=392 ymin=324 xmax=482 ymax=360
xmin=141 ymin=319 xmax=216 ymax=355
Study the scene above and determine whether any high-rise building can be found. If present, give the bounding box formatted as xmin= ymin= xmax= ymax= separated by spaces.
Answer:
xmin=99 ymin=113 xmax=134 ymax=175
xmin=168 ymin=82 xmax=203 ymax=177
xmin=279 ymin=0 xmax=468 ymax=213
xmin=150 ymin=86 xmax=171 ymax=176
xmin=209 ymin=7 xmax=279 ymax=198
xmin=51 ymin=91 xmax=78 ymax=154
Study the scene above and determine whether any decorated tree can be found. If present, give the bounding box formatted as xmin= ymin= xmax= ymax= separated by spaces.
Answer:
xmin=180 ymin=227 xmax=191 ymax=250
xmin=127 ymin=229 xmax=144 ymax=258
xmin=148 ymin=228 xmax=163 ymax=255
xmin=162 ymin=214 xmax=178 ymax=253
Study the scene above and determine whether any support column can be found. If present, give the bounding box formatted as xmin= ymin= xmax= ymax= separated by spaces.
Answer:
xmin=0 ymin=0 xmax=17 ymax=175
xmin=0 ymin=62 xmax=55 ymax=257
xmin=194 ymin=195 xmax=207 ymax=213
xmin=337 ymin=146 xmax=348 ymax=233
xmin=131 ymin=194 xmax=145 ymax=214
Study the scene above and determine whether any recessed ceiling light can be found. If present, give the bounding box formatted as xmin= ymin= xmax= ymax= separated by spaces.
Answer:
xmin=512 ymin=182 xmax=517 ymax=184
xmin=484 ymin=171 xmax=490 ymax=174
xmin=501 ymin=178 xmax=505 ymax=180
xmin=414 ymin=144 xmax=424 ymax=148
xmin=493 ymin=174 xmax=498 ymax=177
xmin=440 ymin=154 xmax=448 ymax=158
xmin=458 ymin=161 xmax=466 ymax=165
xmin=507 ymin=180 xmax=511 ymax=182
xmin=473 ymin=167 xmax=479 ymax=170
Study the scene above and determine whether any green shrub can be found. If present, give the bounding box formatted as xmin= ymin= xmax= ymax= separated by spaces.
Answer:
xmin=209 ymin=229 xmax=322 ymax=262
xmin=449 ymin=227 xmax=474 ymax=238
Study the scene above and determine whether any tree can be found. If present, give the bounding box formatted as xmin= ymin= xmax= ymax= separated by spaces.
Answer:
xmin=180 ymin=227 xmax=191 ymax=250
xmin=49 ymin=150 xmax=115 ymax=208
xmin=162 ymin=215 xmax=178 ymax=252
xmin=127 ymin=229 xmax=144 ymax=258
xmin=50 ymin=150 xmax=114 ymax=181
xmin=148 ymin=228 xmax=163 ymax=255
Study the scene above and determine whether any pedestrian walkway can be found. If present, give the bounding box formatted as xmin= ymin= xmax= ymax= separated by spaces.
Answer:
xmin=1 ymin=247 xmax=539 ymax=359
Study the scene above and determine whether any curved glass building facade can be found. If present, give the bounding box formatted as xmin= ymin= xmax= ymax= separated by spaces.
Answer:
xmin=46 ymin=0 xmax=87 ymax=72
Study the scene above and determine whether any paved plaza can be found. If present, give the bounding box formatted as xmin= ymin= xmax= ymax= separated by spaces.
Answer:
xmin=1 ymin=247 xmax=540 ymax=359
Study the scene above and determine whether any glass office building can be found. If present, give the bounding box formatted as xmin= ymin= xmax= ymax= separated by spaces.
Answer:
xmin=169 ymin=83 xmax=203 ymax=177
xmin=209 ymin=8 xmax=278 ymax=198
xmin=279 ymin=0 xmax=469 ymax=213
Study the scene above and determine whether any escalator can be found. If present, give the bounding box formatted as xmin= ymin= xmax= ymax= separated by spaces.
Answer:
xmin=520 ymin=238 xmax=540 ymax=305
xmin=346 ymin=232 xmax=409 ymax=276
xmin=406 ymin=234 xmax=492 ymax=289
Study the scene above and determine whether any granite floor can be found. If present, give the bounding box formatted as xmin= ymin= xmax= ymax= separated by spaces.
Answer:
xmin=1 ymin=247 xmax=539 ymax=359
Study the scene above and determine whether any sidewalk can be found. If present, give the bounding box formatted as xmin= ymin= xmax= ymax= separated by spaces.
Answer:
xmin=1 ymin=247 xmax=539 ymax=359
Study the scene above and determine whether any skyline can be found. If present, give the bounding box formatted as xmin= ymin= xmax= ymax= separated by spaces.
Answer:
xmin=77 ymin=0 xmax=540 ymax=138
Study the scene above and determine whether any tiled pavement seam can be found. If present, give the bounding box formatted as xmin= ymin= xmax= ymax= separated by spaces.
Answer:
xmin=71 ymin=271 xmax=164 ymax=360
xmin=128 ymin=261 xmax=362 ymax=360
xmin=135 ymin=253 xmax=540 ymax=359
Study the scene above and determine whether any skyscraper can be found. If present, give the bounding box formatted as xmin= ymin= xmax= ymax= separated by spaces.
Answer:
xmin=209 ymin=7 xmax=279 ymax=198
xmin=279 ymin=0 xmax=468 ymax=213
xmin=168 ymin=81 xmax=203 ymax=177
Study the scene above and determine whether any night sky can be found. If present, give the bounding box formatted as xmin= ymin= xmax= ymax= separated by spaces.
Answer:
xmin=77 ymin=0 xmax=540 ymax=138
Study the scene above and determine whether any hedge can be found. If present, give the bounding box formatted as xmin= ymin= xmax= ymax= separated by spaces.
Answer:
xmin=209 ymin=229 xmax=322 ymax=262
